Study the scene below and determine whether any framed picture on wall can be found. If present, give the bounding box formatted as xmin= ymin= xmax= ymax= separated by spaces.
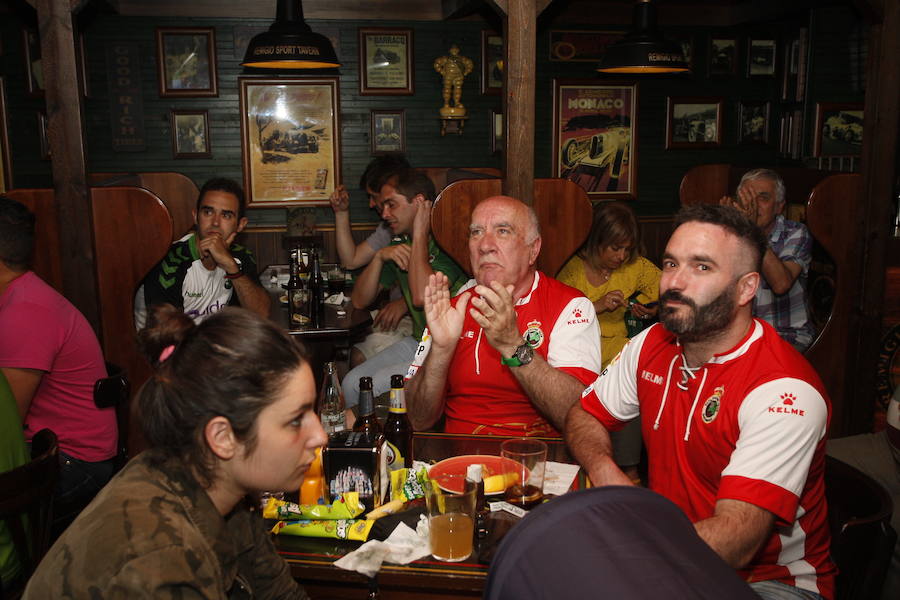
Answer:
xmin=171 ymin=109 xmax=211 ymax=158
xmin=552 ymin=80 xmax=638 ymax=200
xmin=481 ymin=31 xmax=503 ymax=95
xmin=666 ymin=97 xmax=724 ymax=149
xmin=738 ymin=101 xmax=770 ymax=144
xmin=748 ymin=38 xmax=776 ymax=76
xmin=23 ymin=28 xmax=43 ymax=97
xmin=491 ymin=110 xmax=503 ymax=154
xmin=370 ymin=109 xmax=405 ymax=155
xmin=239 ymin=77 xmax=341 ymax=207
xmin=358 ymin=28 xmax=414 ymax=95
xmin=674 ymin=35 xmax=694 ymax=72
xmin=708 ymin=37 xmax=736 ymax=76
xmin=155 ymin=27 xmax=218 ymax=97
xmin=814 ymin=102 xmax=863 ymax=157
xmin=0 ymin=78 xmax=12 ymax=192
xmin=38 ymin=111 xmax=50 ymax=160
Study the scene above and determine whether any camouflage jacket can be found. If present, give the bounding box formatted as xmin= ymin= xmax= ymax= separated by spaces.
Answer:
xmin=23 ymin=450 xmax=308 ymax=599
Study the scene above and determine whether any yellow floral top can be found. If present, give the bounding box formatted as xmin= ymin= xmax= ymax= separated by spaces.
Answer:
xmin=557 ymin=254 xmax=661 ymax=368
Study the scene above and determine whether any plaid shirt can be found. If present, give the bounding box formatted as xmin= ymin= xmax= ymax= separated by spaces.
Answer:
xmin=753 ymin=215 xmax=816 ymax=351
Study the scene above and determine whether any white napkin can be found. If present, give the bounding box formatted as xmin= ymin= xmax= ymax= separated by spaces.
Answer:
xmin=324 ymin=292 xmax=346 ymax=305
xmin=333 ymin=516 xmax=432 ymax=578
xmin=543 ymin=461 xmax=580 ymax=496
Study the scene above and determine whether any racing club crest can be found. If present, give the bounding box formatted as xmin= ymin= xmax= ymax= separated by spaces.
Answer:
xmin=523 ymin=320 xmax=544 ymax=349
xmin=701 ymin=386 xmax=724 ymax=423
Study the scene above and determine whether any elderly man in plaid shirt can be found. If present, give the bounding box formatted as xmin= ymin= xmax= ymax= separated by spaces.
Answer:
xmin=720 ymin=168 xmax=815 ymax=351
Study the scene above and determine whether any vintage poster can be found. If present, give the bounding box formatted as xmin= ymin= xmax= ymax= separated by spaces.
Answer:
xmin=239 ymin=78 xmax=340 ymax=206
xmin=553 ymin=81 xmax=637 ymax=200
xmin=359 ymin=28 xmax=413 ymax=94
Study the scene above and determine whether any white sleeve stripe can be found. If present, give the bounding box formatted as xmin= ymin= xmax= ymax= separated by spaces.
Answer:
xmin=546 ymin=297 xmax=602 ymax=375
xmin=723 ymin=378 xmax=828 ymax=495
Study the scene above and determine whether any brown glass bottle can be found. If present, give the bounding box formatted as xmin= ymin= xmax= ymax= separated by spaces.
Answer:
xmin=352 ymin=376 xmax=382 ymax=442
xmin=383 ymin=374 xmax=413 ymax=468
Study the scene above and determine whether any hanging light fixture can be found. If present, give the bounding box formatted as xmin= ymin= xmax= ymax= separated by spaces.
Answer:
xmin=241 ymin=0 xmax=341 ymax=69
xmin=598 ymin=0 xmax=688 ymax=74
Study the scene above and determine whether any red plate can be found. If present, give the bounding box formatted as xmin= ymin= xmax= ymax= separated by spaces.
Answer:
xmin=428 ymin=455 xmax=526 ymax=494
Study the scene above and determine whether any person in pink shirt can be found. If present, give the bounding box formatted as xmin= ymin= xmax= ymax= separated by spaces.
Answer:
xmin=0 ymin=196 xmax=116 ymax=535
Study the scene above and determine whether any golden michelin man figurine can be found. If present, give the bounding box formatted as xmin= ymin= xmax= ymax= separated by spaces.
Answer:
xmin=433 ymin=45 xmax=473 ymax=118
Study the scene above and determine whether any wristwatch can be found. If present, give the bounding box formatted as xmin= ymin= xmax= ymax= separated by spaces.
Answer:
xmin=501 ymin=342 xmax=534 ymax=367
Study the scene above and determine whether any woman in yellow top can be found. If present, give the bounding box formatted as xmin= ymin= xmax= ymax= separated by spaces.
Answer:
xmin=557 ymin=202 xmax=659 ymax=481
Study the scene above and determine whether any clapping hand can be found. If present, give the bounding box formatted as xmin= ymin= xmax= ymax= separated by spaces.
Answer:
xmin=470 ymin=281 xmax=521 ymax=357
xmin=424 ymin=273 xmax=470 ymax=350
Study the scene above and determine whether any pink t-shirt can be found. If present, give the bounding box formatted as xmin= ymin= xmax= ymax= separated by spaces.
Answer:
xmin=0 ymin=271 xmax=115 ymax=461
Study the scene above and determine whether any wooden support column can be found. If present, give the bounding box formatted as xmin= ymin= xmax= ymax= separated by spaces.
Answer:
xmin=843 ymin=0 xmax=899 ymax=434
xmin=491 ymin=0 xmax=549 ymax=206
xmin=35 ymin=0 xmax=98 ymax=330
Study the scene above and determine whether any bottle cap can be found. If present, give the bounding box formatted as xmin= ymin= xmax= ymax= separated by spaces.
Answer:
xmin=359 ymin=376 xmax=373 ymax=391
xmin=390 ymin=374 xmax=405 ymax=389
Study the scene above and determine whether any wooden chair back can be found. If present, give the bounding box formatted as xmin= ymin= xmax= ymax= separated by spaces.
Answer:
xmin=90 ymin=172 xmax=198 ymax=240
xmin=4 ymin=188 xmax=63 ymax=292
xmin=432 ymin=178 xmax=593 ymax=277
xmin=91 ymin=186 xmax=173 ymax=457
xmin=0 ymin=428 xmax=59 ymax=593
xmin=824 ymin=455 xmax=896 ymax=599
xmin=678 ymin=164 xmax=831 ymax=209
xmin=804 ymin=174 xmax=862 ymax=435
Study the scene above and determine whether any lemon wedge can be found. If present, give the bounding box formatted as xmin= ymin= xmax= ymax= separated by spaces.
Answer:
xmin=484 ymin=471 xmax=519 ymax=494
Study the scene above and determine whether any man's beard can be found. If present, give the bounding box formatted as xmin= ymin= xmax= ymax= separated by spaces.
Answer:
xmin=659 ymin=285 xmax=737 ymax=343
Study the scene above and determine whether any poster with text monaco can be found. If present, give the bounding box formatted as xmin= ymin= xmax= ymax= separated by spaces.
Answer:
xmin=553 ymin=81 xmax=638 ymax=200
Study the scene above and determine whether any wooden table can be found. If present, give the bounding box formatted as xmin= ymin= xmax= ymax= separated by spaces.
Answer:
xmin=263 ymin=270 xmax=372 ymax=385
xmin=275 ymin=433 xmax=577 ymax=599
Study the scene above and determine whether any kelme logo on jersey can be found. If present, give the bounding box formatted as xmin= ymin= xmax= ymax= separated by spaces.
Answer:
xmin=523 ymin=321 xmax=544 ymax=349
xmin=702 ymin=386 xmax=724 ymax=423
xmin=768 ymin=392 xmax=805 ymax=417
xmin=566 ymin=306 xmax=590 ymax=326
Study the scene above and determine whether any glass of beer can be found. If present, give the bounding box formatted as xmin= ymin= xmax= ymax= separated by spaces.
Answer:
xmin=501 ymin=438 xmax=547 ymax=510
xmin=424 ymin=475 xmax=476 ymax=562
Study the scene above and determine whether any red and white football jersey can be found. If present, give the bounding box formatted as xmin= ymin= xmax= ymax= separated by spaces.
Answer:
xmin=409 ymin=272 xmax=602 ymax=437
xmin=581 ymin=319 xmax=835 ymax=598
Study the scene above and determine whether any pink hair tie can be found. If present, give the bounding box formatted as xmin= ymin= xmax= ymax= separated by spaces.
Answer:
xmin=158 ymin=345 xmax=176 ymax=363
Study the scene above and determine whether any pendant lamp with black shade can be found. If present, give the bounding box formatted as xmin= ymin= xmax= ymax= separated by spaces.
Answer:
xmin=598 ymin=0 xmax=688 ymax=74
xmin=241 ymin=0 xmax=340 ymax=69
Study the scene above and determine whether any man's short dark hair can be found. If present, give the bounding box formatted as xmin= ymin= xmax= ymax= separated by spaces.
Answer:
xmin=0 ymin=195 xmax=35 ymax=270
xmin=359 ymin=155 xmax=410 ymax=194
xmin=673 ymin=204 xmax=768 ymax=273
xmin=197 ymin=178 xmax=246 ymax=220
xmin=393 ymin=169 xmax=436 ymax=203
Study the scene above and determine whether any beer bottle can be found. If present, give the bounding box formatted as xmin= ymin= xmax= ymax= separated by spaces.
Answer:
xmin=383 ymin=374 xmax=413 ymax=468
xmin=353 ymin=376 xmax=382 ymax=442
xmin=308 ymin=249 xmax=324 ymax=328
xmin=286 ymin=248 xmax=304 ymax=329
xmin=318 ymin=362 xmax=346 ymax=436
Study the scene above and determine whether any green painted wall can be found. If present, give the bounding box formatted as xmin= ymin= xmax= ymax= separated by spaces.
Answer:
xmin=0 ymin=6 xmax=865 ymax=222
